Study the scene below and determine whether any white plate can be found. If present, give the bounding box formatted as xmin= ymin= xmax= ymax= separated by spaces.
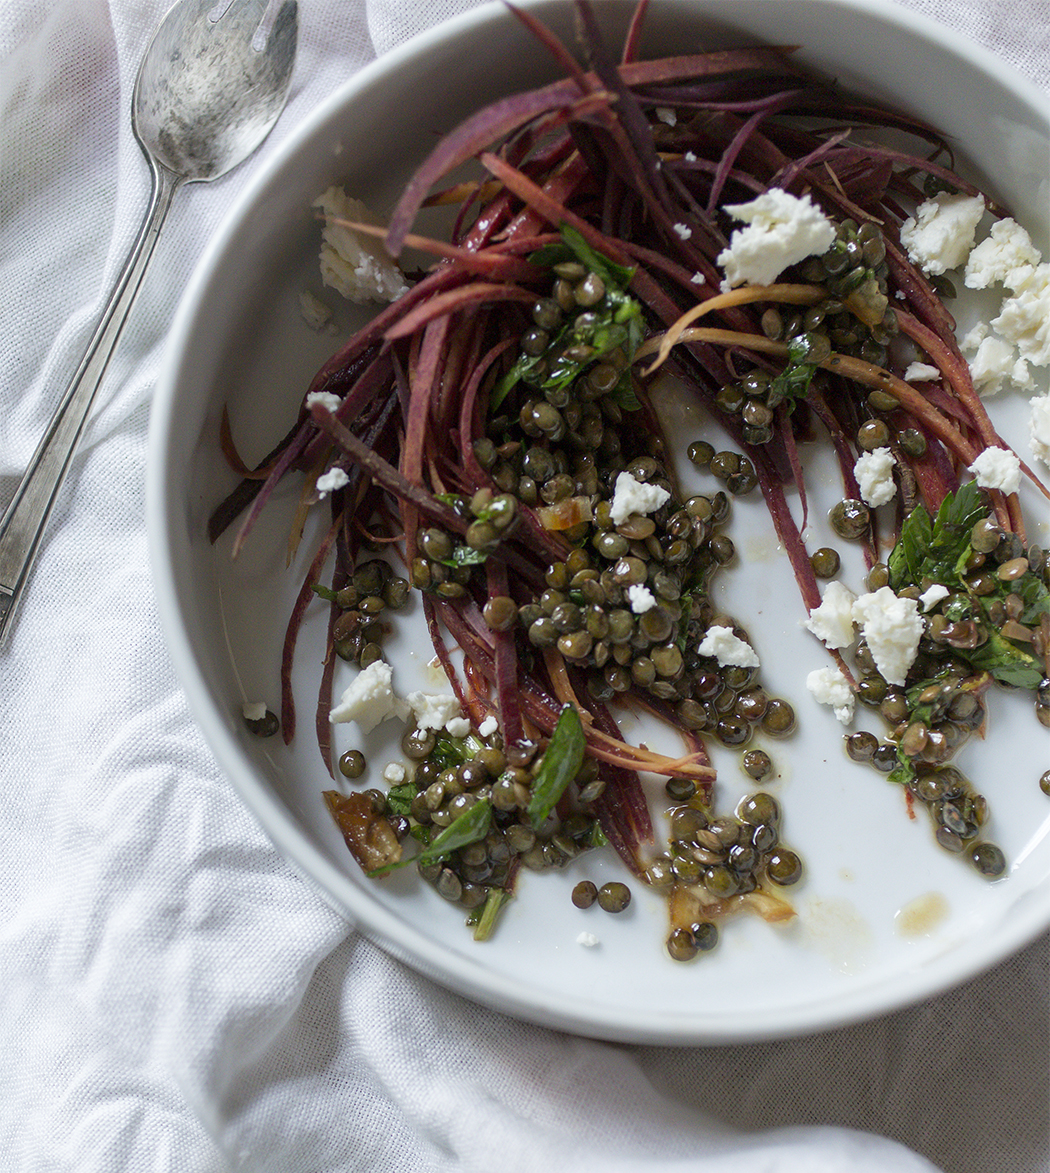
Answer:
xmin=147 ymin=0 xmax=1050 ymax=1043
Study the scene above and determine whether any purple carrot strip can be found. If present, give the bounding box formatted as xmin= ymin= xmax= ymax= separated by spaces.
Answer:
xmin=386 ymin=47 xmax=815 ymax=254
xmin=309 ymin=403 xmax=470 ymax=535
xmin=280 ymin=515 xmax=340 ymax=746
xmin=487 ymin=559 xmax=524 ymax=745
xmin=776 ymin=402 xmax=809 ymax=533
xmin=385 ymin=283 xmax=537 ymax=342
xmin=707 ymin=91 xmax=804 ymax=212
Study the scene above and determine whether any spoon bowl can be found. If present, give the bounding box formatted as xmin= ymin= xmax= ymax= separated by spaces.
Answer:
xmin=134 ymin=0 xmax=298 ymax=180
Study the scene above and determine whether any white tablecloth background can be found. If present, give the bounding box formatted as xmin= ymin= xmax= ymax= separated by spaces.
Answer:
xmin=1 ymin=1 xmax=1047 ymax=1170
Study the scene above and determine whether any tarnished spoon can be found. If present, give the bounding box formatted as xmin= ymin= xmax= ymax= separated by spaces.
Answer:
xmin=0 ymin=0 xmax=297 ymax=645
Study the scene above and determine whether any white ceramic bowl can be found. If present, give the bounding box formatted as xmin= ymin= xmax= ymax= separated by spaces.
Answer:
xmin=148 ymin=0 xmax=1050 ymax=1043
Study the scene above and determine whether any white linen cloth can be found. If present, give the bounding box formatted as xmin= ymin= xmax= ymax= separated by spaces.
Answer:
xmin=1 ymin=1 xmax=1047 ymax=1170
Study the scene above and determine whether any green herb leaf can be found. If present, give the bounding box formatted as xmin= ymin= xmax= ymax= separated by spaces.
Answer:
xmin=527 ymin=704 xmax=586 ymax=830
xmin=965 ymin=630 xmax=1044 ymax=690
xmin=310 ymin=582 xmax=340 ymax=603
xmin=385 ymin=783 xmax=417 ymax=818
xmin=418 ymin=797 xmax=492 ymax=866
xmin=437 ymin=544 xmax=490 ymax=568
xmin=368 ymin=797 xmax=492 ymax=877
xmin=889 ymin=481 xmax=987 ymax=591
xmin=556 ymin=223 xmax=636 ymax=291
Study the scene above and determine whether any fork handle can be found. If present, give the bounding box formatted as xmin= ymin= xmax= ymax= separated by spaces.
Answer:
xmin=0 ymin=160 xmax=181 ymax=647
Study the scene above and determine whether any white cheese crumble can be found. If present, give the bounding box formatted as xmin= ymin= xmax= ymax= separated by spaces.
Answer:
xmin=716 ymin=188 xmax=836 ymax=290
xmin=609 ymin=471 xmax=671 ymax=526
xmin=315 ymin=467 xmax=350 ymax=497
xmin=298 ymin=289 xmax=334 ymax=332
xmin=899 ymin=193 xmax=985 ymax=275
xmin=964 ymin=217 xmax=1041 ymax=292
xmin=576 ymin=931 xmax=600 ymax=948
xmin=673 ymin=222 xmax=692 ymax=240
xmin=991 ymin=262 xmax=1050 ymax=367
xmin=656 ymin=107 xmax=677 ymax=126
xmin=314 ymin=187 xmax=410 ymax=304
xmin=690 ymin=272 xmax=704 ymax=285
xmin=382 ymin=762 xmax=406 ymax=784
xmin=903 ymin=362 xmax=941 ymax=383
xmin=806 ymin=666 xmax=855 ymax=725
xmin=330 ymin=660 xmax=408 ymax=731
xmin=627 ymin=583 xmax=657 ymax=614
xmin=697 ymin=625 xmax=760 ymax=668
xmin=919 ymin=583 xmax=951 ymax=611
xmin=960 ymin=321 xmax=988 ymax=353
xmin=478 ymin=715 xmax=499 ymax=738
xmin=445 ymin=717 xmax=471 ymax=739
xmin=802 ymin=580 xmax=857 ymax=650
xmin=242 ymin=701 xmax=267 ymax=722
xmin=683 ymin=150 xmax=697 ymax=162
xmin=968 ymin=446 xmax=1021 ymax=495
xmin=851 ymin=587 xmax=924 ymax=686
xmin=1029 ymin=394 xmax=1050 ymax=469
xmin=968 ymin=334 xmax=1017 ymax=396
xmin=853 ymin=447 xmax=897 ymax=508
xmin=305 ymin=390 xmax=343 ymax=413
xmin=405 ymin=691 xmax=461 ymax=732
xmin=1012 ymin=358 xmax=1036 ymax=392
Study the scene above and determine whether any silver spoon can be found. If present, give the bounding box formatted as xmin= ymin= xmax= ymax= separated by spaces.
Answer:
xmin=0 ymin=0 xmax=298 ymax=646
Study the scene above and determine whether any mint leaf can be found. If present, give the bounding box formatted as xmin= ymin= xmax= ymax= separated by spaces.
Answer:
xmin=527 ymin=704 xmax=586 ymax=830
xmin=966 ymin=631 xmax=1044 ymax=690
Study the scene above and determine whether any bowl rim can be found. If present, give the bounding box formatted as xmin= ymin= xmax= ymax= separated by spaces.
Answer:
xmin=147 ymin=0 xmax=1050 ymax=1044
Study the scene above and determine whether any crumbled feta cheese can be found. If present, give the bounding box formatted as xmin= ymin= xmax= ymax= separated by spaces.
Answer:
xmin=609 ymin=471 xmax=671 ymax=526
xmin=382 ymin=762 xmax=406 ymax=784
xmin=697 ymin=625 xmax=760 ymax=668
xmin=242 ymin=701 xmax=267 ymax=722
xmin=314 ymin=187 xmax=410 ymax=304
xmin=919 ymin=583 xmax=951 ymax=611
xmin=899 ymin=193 xmax=985 ymax=275
xmin=803 ymin=580 xmax=857 ymax=650
xmin=968 ymin=335 xmax=1017 ymax=396
xmin=964 ymin=218 xmax=1041 ymax=292
xmin=991 ymin=262 xmax=1050 ymax=367
xmin=656 ymin=107 xmax=677 ymax=126
xmin=673 ymin=222 xmax=692 ymax=240
xmin=445 ymin=716 xmax=471 ymax=739
xmin=298 ymin=289 xmax=333 ymax=332
xmin=315 ymin=467 xmax=350 ymax=497
xmin=683 ymin=150 xmax=697 ymax=163
xmin=960 ymin=321 xmax=988 ymax=353
xmin=627 ymin=583 xmax=657 ymax=614
xmin=903 ymin=362 xmax=941 ymax=383
xmin=1011 ymin=358 xmax=1036 ymax=392
xmin=1029 ymin=394 xmax=1050 ymax=469
xmin=968 ymin=446 xmax=1021 ymax=495
xmin=478 ymin=715 xmax=499 ymax=738
xmin=716 ymin=189 xmax=836 ymax=290
xmin=854 ymin=447 xmax=897 ymax=507
xmin=690 ymin=272 xmax=704 ymax=284
xmin=305 ymin=390 xmax=343 ymax=413
xmin=330 ymin=660 xmax=408 ymax=730
xmin=405 ymin=691 xmax=461 ymax=732
xmin=576 ymin=931 xmax=600 ymax=948
xmin=806 ymin=666 xmax=855 ymax=725
xmin=851 ymin=587 xmax=923 ymax=686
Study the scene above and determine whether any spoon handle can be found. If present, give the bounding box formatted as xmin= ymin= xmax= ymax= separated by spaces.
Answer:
xmin=0 ymin=160 xmax=183 ymax=647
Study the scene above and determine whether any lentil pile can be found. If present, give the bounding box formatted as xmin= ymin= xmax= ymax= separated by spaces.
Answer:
xmin=214 ymin=2 xmax=1050 ymax=961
